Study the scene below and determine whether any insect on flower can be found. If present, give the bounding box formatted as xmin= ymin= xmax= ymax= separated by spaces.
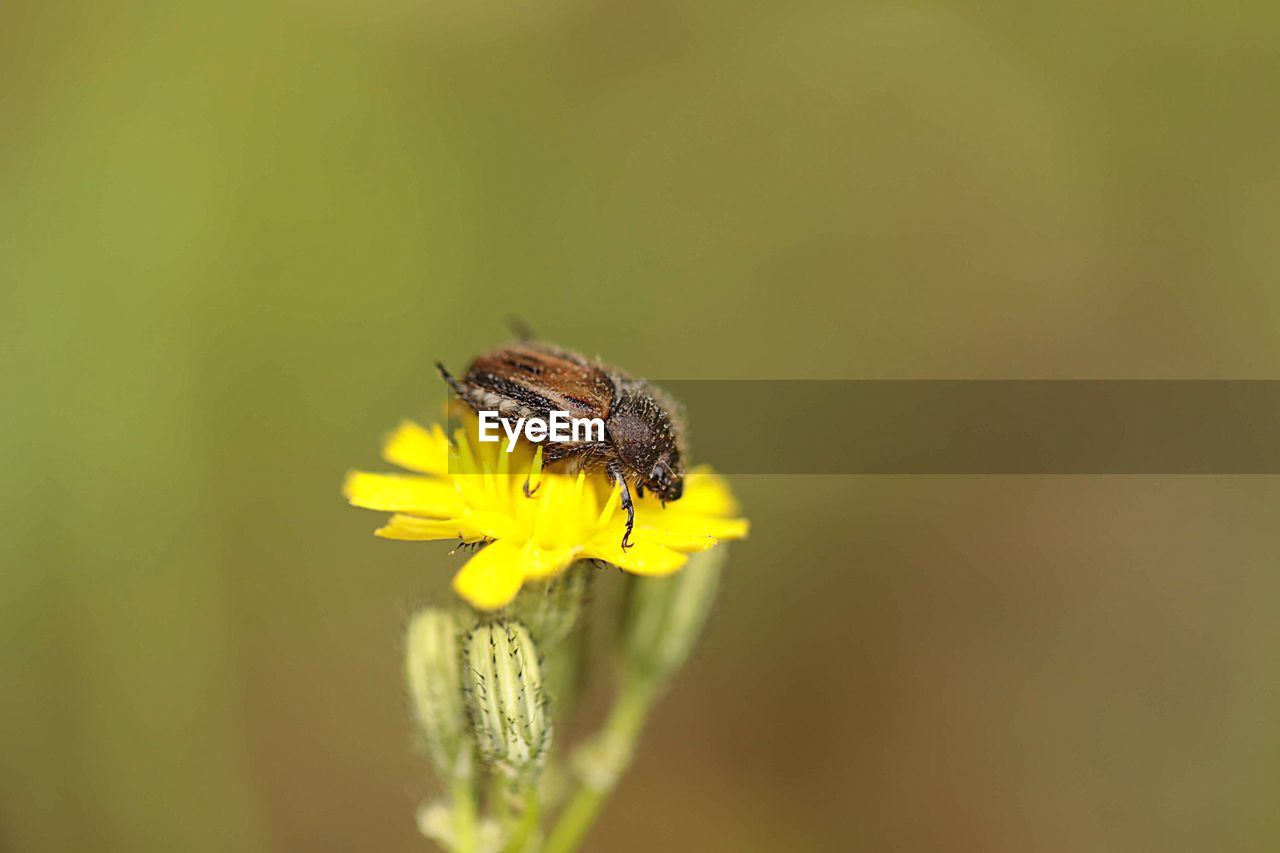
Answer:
xmin=436 ymin=338 xmax=685 ymax=550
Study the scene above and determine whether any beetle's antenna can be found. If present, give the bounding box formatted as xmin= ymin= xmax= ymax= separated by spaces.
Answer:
xmin=435 ymin=361 xmax=468 ymax=399
xmin=506 ymin=316 xmax=537 ymax=341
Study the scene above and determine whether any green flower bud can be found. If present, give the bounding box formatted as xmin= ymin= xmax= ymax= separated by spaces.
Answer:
xmin=405 ymin=608 xmax=469 ymax=773
xmin=510 ymin=562 xmax=591 ymax=651
xmin=622 ymin=546 xmax=726 ymax=682
xmin=539 ymin=628 xmax=586 ymax=723
xmin=510 ymin=564 xmax=591 ymax=715
xmin=462 ymin=620 xmax=551 ymax=778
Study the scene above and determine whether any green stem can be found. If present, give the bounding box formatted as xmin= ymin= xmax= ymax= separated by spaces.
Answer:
xmin=543 ymin=675 xmax=660 ymax=853
xmin=503 ymin=785 xmax=542 ymax=853
xmin=489 ymin=772 xmax=511 ymax=828
xmin=449 ymin=759 xmax=480 ymax=853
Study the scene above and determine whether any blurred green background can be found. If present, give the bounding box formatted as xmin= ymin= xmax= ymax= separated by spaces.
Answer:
xmin=4 ymin=1 xmax=1280 ymax=851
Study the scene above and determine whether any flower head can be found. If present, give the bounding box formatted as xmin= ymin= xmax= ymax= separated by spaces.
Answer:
xmin=343 ymin=413 xmax=748 ymax=610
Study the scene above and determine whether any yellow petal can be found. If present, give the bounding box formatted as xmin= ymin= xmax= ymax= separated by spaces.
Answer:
xmin=529 ymin=474 xmax=590 ymax=546
xmin=376 ymin=514 xmax=481 ymax=542
xmin=453 ymin=540 xmax=526 ymax=610
xmin=520 ymin=541 xmax=578 ymax=581
xmin=677 ymin=468 xmax=741 ymax=516
xmin=343 ymin=471 xmax=461 ymax=516
xmin=463 ymin=510 xmax=523 ymax=541
xmin=595 ymin=482 xmax=621 ymax=527
xmin=698 ymin=516 xmax=749 ymax=540
xmin=636 ymin=526 xmax=719 ymax=552
xmin=383 ymin=421 xmax=450 ymax=475
xmin=453 ymin=427 xmax=478 ymax=475
xmin=583 ymin=536 xmax=688 ymax=576
xmin=527 ymin=445 xmax=544 ymax=493
xmin=635 ymin=509 xmax=750 ymax=542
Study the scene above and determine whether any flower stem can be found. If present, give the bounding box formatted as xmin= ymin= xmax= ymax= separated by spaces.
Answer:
xmin=450 ymin=755 xmax=480 ymax=853
xmin=543 ymin=675 xmax=660 ymax=853
xmin=502 ymin=785 xmax=542 ymax=853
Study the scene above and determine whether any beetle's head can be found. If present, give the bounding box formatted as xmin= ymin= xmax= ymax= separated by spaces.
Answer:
xmin=607 ymin=383 xmax=686 ymax=505
xmin=644 ymin=455 xmax=684 ymax=505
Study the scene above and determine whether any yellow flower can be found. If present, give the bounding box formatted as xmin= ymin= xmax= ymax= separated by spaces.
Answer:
xmin=343 ymin=415 xmax=749 ymax=611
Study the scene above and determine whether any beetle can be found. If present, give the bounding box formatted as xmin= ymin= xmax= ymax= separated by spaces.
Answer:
xmin=436 ymin=340 xmax=685 ymax=550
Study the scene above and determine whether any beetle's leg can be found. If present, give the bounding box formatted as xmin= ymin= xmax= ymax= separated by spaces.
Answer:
xmin=522 ymin=474 xmax=540 ymax=498
xmin=434 ymin=361 xmax=469 ymax=400
xmin=609 ymin=463 xmax=635 ymax=550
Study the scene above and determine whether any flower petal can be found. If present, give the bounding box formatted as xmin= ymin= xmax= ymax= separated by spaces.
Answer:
xmin=635 ymin=526 xmax=719 ymax=552
xmin=634 ymin=510 xmax=750 ymax=542
xmin=520 ymin=541 xmax=578 ymax=581
xmin=453 ymin=540 xmax=527 ymax=610
xmin=677 ymin=468 xmax=741 ymax=516
xmin=343 ymin=471 xmax=461 ymax=516
xmin=583 ymin=536 xmax=688 ymax=576
xmin=526 ymin=446 xmax=544 ymax=494
xmin=383 ymin=421 xmax=450 ymax=475
xmin=463 ymin=510 xmax=523 ymax=541
xmin=529 ymin=474 xmax=592 ymax=547
xmin=375 ymin=514 xmax=482 ymax=542
xmin=696 ymin=516 xmax=749 ymax=540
